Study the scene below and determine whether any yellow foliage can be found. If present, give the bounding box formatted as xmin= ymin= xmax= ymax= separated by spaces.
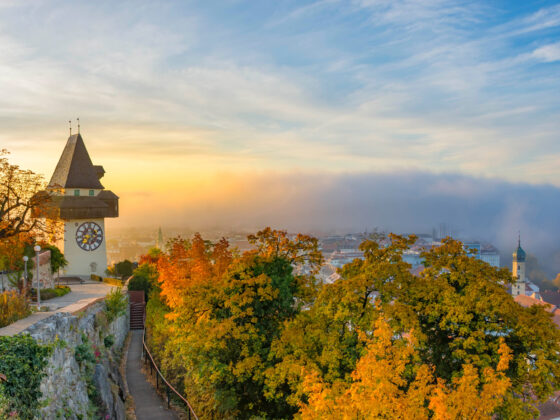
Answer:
xmin=299 ymin=320 xmax=512 ymax=420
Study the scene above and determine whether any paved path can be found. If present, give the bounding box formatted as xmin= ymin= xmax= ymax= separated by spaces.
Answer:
xmin=127 ymin=330 xmax=177 ymax=420
xmin=0 ymin=282 xmax=115 ymax=336
xmin=40 ymin=281 xmax=115 ymax=311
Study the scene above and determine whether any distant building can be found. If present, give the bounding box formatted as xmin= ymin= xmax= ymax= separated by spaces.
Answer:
xmin=463 ymin=242 xmax=481 ymax=259
xmin=480 ymin=248 xmax=500 ymax=267
xmin=511 ymin=237 xmax=527 ymax=297
xmin=463 ymin=242 xmax=500 ymax=267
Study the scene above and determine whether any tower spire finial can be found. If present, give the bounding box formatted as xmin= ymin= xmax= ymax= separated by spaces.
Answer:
xmin=77 ymin=117 xmax=80 ymax=134
xmin=69 ymin=120 xmax=72 ymax=135
xmin=518 ymin=230 xmax=521 ymax=247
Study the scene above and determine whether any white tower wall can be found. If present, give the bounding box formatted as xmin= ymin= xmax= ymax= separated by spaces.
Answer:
xmin=512 ymin=260 xmax=526 ymax=297
xmin=62 ymin=218 xmax=107 ymax=277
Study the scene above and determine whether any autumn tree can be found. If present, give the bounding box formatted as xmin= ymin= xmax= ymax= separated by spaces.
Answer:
xmin=391 ymin=238 xmax=560 ymax=418
xmin=139 ymin=247 xmax=163 ymax=266
xmin=144 ymin=232 xmax=559 ymax=419
xmin=299 ymin=318 xmax=513 ymax=420
xmin=269 ymin=236 xmax=560 ymax=418
xmin=265 ymin=235 xmax=416 ymax=407
xmin=145 ymin=229 xmax=321 ymax=419
xmin=0 ymin=150 xmax=54 ymax=241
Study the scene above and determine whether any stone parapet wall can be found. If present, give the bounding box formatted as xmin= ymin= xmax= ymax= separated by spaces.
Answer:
xmin=23 ymin=299 xmax=129 ymax=419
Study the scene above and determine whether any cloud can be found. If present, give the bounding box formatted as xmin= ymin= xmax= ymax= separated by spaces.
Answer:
xmin=514 ymin=3 xmax=560 ymax=34
xmin=533 ymin=42 xmax=560 ymax=62
xmin=1 ymin=0 xmax=560 ymax=241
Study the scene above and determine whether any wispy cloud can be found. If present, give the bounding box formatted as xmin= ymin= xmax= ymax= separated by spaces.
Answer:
xmin=0 ymin=0 xmax=558 ymax=188
xmin=533 ymin=41 xmax=560 ymax=62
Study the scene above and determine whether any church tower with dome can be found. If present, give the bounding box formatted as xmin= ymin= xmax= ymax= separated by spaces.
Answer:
xmin=511 ymin=236 xmax=527 ymax=297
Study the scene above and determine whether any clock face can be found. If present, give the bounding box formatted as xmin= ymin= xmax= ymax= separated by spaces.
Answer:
xmin=75 ymin=222 xmax=104 ymax=251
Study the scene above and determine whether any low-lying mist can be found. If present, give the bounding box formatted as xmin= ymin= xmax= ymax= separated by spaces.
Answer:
xmin=113 ymin=170 xmax=560 ymax=277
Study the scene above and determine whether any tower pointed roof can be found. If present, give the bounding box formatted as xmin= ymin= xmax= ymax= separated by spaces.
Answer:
xmin=513 ymin=234 xmax=526 ymax=262
xmin=48 ymin=133 xmax=104 ymax=189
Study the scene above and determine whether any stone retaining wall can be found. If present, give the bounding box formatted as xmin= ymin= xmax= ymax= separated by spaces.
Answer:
xmin=23 ymin=299 xmax=129 ymax=419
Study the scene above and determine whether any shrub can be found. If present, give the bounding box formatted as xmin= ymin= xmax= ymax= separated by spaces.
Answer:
xmin=103 ymin=334 xmax=115 ymax=348
xmin=0 ymin=386 xmax=13 ymax=419
xmin=106 ymin=260 xmax=134 ymax=280
xmin=0 ymin=291 xmax=31 ymax=328
xmin=105 ymin=288 xmax=127 ymax=322
xmin=75 ymin=334 xmax=96 ymax=365
xmin=91 ymin=274 xmax=102 ymax=282
xmin=128 ymin=274 xmax=150 ymax=296
xmin=0 ymin=335 xmax=51 ymax=418
xmin=30 ymin=285 xmax=71 ymax=301
xmin=128 ymin=263 xmax=159 ymax=301
xmin=103 ymin=277 xmax=123 ymax=287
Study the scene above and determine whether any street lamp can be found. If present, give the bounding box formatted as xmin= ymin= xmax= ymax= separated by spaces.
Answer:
xmin=34 ymin=245 xmax=41 ymax=307
xmin=23 ymin=256 xmax=29 ymax=294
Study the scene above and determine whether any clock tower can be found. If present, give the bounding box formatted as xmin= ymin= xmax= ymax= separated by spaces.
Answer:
xmin=46 ymin=133 xmax=119 ymax=277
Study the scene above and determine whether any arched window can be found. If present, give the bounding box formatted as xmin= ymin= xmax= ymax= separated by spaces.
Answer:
xmin=90 ymin=262 xmax=97 ymax=273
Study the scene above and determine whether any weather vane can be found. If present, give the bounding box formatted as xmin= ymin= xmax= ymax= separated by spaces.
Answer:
xmin=77 ymin=117 xmax=80 ymax=134
xmin=69 ymin=120 xmax=72 ymax=135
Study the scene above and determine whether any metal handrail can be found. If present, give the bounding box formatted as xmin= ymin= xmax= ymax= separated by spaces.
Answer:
xmin=141 ymin=314 xmax=199 ymax=420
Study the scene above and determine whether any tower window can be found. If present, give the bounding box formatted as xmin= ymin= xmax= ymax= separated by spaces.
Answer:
xmin=89 ymin=190 xmax=95 ymax=196
xmin=74 ymin=190 xmax=80 ymax=196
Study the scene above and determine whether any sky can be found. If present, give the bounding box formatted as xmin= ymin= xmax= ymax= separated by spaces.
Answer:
xmin=1 ymin=0 xmax=559 ymax=257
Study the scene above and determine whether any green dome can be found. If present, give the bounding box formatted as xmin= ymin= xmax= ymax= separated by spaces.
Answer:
xmin=513 ymin=242 xmax=526 ymax=262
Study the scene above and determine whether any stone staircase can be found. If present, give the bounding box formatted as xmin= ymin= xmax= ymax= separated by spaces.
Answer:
xmin=129 ymin=291 xmax=145 ymax=330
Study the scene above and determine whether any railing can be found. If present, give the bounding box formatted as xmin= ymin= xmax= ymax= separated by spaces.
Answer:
xmin=142 ymin=321 xmax=199 ymax=420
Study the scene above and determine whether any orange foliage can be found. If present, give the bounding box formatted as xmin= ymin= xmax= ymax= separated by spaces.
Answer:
xmin=157 ymin=233 xmax=232 ymax=310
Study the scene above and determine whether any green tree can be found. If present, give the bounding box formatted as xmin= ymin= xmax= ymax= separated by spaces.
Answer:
xmin=270 ymin=236 xmax=560 ymax=418
xmin=128 ymin=263 xmax=159 ymax=299
xmin=107 ymin=259 xmax=134 ymax=279
xmin=146 ymin=229 xmax=321 ymax=419
xmin=339 ymin=236 xmax=560 ymax=418
xmin=265 ymin=235 xmax=416 ymax=407
xmin=40 ymin=243 xmax=68 ymax=274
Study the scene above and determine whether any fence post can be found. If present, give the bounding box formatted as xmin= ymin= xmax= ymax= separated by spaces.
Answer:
xmin=156 ymin=372 xmax=159 ymax=390
xmin=167 ymin=387 xmax=170 ymax=408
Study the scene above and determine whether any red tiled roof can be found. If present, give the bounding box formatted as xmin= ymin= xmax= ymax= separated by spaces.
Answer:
xmin=515 ymin=295 xmax=560 ymax=328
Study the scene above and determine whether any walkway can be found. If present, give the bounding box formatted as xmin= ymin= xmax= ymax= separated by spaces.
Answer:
xmin=0 ymin=282 xmax=115 ymax=336
xmin=126 ymin=330 xmax=177 ymax=420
